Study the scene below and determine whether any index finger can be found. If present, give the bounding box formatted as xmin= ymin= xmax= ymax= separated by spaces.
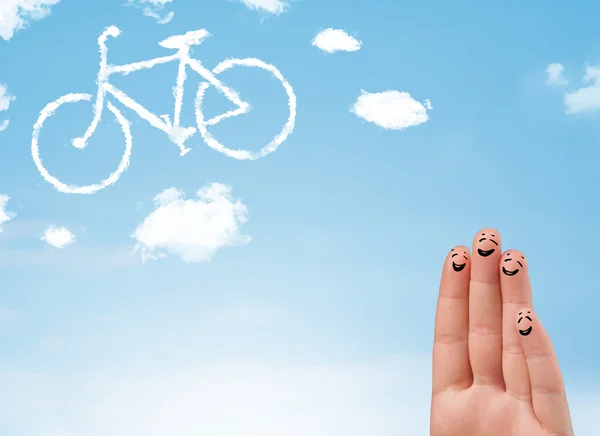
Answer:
xmin=432 ymin=246 xmax=472 ymax=395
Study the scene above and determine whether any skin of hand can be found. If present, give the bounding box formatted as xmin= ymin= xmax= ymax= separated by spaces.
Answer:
xmin=430 ymin=228 xmax=574 ymax=436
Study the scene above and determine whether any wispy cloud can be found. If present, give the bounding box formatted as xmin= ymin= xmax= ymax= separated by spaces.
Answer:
xmin=0 ymin=353 xmax=432 ymax=435
xmin=39 ymin=335 xmax=66 ymax=353
xmin=0 ymin=84 xmax=15 ymax=111
xmin=0 ymin=194 xmax=15 ymax=232
xmin=0 ymin=307 xmax=18 ymax=322
xmin=0 ymin=0 xmax=61 ymax=41
xmin=546 ymin=63 xmax=568 ymax=87
xmin=0 ymin=84 xmax=16 ymax=131
xmin=564 ymin=65 xmax=600 ymax=114
xmin=132 ymin=183 xmax=251 ymax=263
xmin=126 ymin=0 xmax=174 ymax=24
xmin=0 ymin=351 xmax=596 ymax=435
xmin=312 ymin=29 xmax=362 ymax=54
xmin=0 ymin=219 xmax=134 ymax=268
xmin=238 ymin=0 xmax=288 ymax=15
xmin=0 ymin=244 xmax=136 ymax=268
xmin=41 ymin=225 xmax=75 ymax=249
xmin=351 ymin=90 xmax=433 ymax=130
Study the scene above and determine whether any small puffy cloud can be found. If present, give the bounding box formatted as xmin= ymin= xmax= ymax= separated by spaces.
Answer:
xmin=546 ymin=63 xmax=568 ymax=86
xmin=0 ymin=0 xmax=61 ymax=41
xmin=564 ymin=65 xmax=600 ymax=114
xmin=41 ymin=226 xmax=75 ymax=249
xmin=238 ymin=0 xmax=288 ymax=15
xmin=132 ymin=183 xmax=251 ymax=263
xmin=126 ymin=0 xmax=174 ymax=24
xmin=0 ymin=84 xmax=16 ymax=131
xmin=0 ymin=85 xmax=15 ymax=111
xmin=351 ymin=90 xmax=432 ymax=130
xmin=312 ymin=28 xmax=361 ymax=54
xmin=0 ymin=194 xmax=15 ymax=232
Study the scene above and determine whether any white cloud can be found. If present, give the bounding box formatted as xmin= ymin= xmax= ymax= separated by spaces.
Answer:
xmin=0 ymin=85 xmax=14 ymax=111
xmin=238 ymin=0 xmax=288 ymax=15
xmin=312 ymin=28 xmax=361 ymax=54
xmin=564 ymin=65 xmax=600 ymax=114
xmin=132 ymin=183 xmax=251 ymax=263
xmin=0 ymin=84 xmax=16 ymax=131
xmin=126 ymin=0 xmax=174 ymax=24
xmin=0 ymin=194 xmax=15 ymax=232
xmin=546 ymin=63 xmax=568 ymax=86
xmin=351 ymin=90 xmax=433 ymax=130
xmin=41 ymin=225 xmax=75 ymax=249
xmin=0 ymin=0 xmax=61 ymax=41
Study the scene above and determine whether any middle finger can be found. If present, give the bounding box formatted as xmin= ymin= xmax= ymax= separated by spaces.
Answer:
xmin=469 ymin=228 xmax=504 ymax=387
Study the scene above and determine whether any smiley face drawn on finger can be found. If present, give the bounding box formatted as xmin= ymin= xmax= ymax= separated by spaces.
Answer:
xmin=451 ymin=248 xmax=469 ymax=272
xmin=502 ymin=253 xmax=525 ymax=277
xmin=476 ymin=232 xmax=499 ymax=257
xmin=517 ymin=310 xmax=533 ymax=336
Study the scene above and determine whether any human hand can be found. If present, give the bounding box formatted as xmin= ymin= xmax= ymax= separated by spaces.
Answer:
xmin=430 ymin=229 xmax=573 ymax=436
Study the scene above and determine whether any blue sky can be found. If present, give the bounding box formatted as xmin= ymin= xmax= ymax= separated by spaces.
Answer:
xmin=1 ymin=0 xmax=599 ymax=434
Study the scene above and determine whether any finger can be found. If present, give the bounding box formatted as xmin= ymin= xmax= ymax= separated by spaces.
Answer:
xmin=432 ymin=246 xmax=472 ymax=394
xmin=516 ymin=308 xmax=573 ymax=435
xmin=500 ymin=250 xmax=533 ymax=401
xmin=469 ymin=228 xmax=504 ymax=386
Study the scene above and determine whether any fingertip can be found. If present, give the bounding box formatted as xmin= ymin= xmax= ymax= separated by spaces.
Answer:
xmin=445 ymin=245 xmax=471 ymax=275
xmin=500 ymin=249 xmax=530 ymax=282
xmin=501 ymin=249 xmax=528 ymax=268
xmin=473 ymin=228 xmax=502 ymax=246
xmin=515 ymin=307 xmax=535 ymax=338
xmin=472 ymin=228 xmax=502 ymax=282
xmin=440 ymin=246 xmax=470 ymax=299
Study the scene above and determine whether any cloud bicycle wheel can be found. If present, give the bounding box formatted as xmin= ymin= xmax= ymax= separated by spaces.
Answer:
xmin=31 ymin=93 xmax=133 ymax=194
xmin=194 ymin=57 xmax=297 ymax=161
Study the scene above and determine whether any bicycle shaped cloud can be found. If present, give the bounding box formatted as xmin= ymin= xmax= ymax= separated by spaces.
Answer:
xmin=32 ymin=25 xmax=297 ymax=194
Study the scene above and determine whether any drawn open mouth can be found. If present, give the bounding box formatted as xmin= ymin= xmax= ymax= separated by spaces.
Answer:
xmin=452 ymin=262 xmax=466 ymax=272
xmin=519 ymin=326 xmax=532 ymax=336
xmin=502 ymin=266 xmax=519 ymax=276
xmin=477 ymin=248 xmax=495 ymax=257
